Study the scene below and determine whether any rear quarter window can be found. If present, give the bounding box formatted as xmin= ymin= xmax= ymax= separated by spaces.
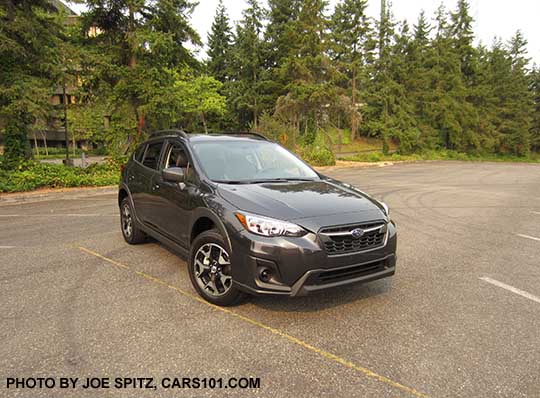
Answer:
xmin=141 ymin=141 xmax=163 ymax=169
xmin=133 ymin=145 xmax=146 ymax=163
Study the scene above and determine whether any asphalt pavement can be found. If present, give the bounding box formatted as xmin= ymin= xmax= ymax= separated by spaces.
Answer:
xmin=1 ymin=161 xmax=539 ymax=398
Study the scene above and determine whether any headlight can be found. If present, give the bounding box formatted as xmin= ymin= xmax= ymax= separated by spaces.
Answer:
xmin=235 ymin=212 xmax=307 ymax=237
xmin=380 ymin=201 xmax=389 ymax=216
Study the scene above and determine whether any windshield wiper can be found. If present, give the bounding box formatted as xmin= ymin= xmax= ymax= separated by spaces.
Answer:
xmin=276 ymin=178 xmax=316 ymax=181
xmin=214 ymin=178 xmax=317 ymax=184
xmin=251 ymin=178 xmax=316 ymax=183
xmin=220 ymin=178 xmax=316 ymax=184
xmin=213 ymin=180 xmax=250 ymax=184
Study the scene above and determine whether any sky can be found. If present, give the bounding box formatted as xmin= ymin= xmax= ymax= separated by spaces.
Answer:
xmin=68 ymin=0 xmax=540 ymax=65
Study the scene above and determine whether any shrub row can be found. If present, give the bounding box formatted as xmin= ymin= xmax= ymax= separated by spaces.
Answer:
xmin=0 ymin=160 xmax=120 ymax=193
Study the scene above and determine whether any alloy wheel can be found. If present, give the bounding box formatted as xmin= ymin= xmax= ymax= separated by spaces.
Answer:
xmin=193 ymin=243 xmax=233 ymax=297
xmin=121 ymin=204 xmax=133 ymax=238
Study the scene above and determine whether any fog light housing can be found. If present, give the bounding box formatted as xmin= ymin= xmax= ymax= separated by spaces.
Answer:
xmin=259 ymin=268 xmax=272 ymax=282
xmin=255 ymin=258 xmax=283 ymax=286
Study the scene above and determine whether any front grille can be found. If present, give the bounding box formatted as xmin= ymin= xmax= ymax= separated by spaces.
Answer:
xmin=315 ymin=260 xmax=386 ymax=284
xmin=319 ymin=221 xmax=386 ymax=255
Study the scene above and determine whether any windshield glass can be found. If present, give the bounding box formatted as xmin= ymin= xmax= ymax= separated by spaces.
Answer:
xmin=191 ymin=140 xmax=319 ymax=183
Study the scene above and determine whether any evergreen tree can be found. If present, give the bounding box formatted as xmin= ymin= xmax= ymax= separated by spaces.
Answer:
xmin=429 ymin=4 xmax=476 ymax=151
xmin=262 ymin=0 xmax=301 ymax=113
xmin=380 ymin=20 xmax=418 ymax=153
xmin=207 ymin=0 xmax=233 ymax=83
xmin=501 ymin=31 xmax=533 ymax=155
xmin=81 ymin=0 xmax=218 ymax=147
xmin=275 ymin=0 xmax=339 ymax=143
xmin=360 ymin=0 xmax=398 ymax=153
xmin=405 ymin=11 xmax=440 ymax=149
xmin=470 ymin=43 xmax=500 ymax=152
xmin=265 ymin=0 xmax=301 ymax=69
xmin=531 ymin=65 xmax=540 ymax=152
xmin=329 ymin=0 xmax=375 ymax=139
xmin=450 ymin=0 xmax=477 ymax=86
xmin=228 ymin=0 xmax=266 ymax=128
xmin=0 ymin=0 xmax=63 ymax=168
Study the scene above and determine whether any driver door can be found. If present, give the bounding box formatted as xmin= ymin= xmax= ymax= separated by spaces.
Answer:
xmin=152 ymin=140 xmax=198 ymax=248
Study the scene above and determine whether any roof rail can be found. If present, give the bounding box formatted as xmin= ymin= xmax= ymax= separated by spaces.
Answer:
xmin=208 ymin=131 xmax=269 ymax=141
xmin=149 ymin=129 xmax=188 ymax=139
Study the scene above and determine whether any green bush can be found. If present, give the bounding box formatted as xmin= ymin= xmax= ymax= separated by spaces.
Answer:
xmin=258 ymin=112 xmax=297 ymax=149
xmin=298 ymin=145 xmax=336 ymax=166
xmin=0 ymin=160 xmax=121 ymax=192
xmin=396 ymin=128 xmax=422 ymax=154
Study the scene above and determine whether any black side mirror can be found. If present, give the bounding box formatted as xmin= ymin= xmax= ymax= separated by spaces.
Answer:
xmin=162 ymin=167 xmax=185 ymax=183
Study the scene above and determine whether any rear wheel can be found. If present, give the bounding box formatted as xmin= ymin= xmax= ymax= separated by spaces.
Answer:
xmin=188 ymin=230 xmax=244 ymax=306
xmin=120 ymin=197 xmax=146 ymax=244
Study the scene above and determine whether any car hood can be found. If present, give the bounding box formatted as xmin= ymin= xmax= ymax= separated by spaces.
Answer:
xmin=217 ymin=179 xmax=386 ymax=232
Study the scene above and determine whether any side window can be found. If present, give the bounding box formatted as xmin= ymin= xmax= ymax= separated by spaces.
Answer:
xmin=133 ymin=144 xmax=146 ymax=162
xmin=141 ymin=141 xmax=163 ymax=169
xmin=164 ymin=142 xmax=196 ymax=183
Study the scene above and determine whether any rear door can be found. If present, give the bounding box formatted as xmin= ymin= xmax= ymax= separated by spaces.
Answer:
xmin=131 ymin=140 xmax=164 ymax=226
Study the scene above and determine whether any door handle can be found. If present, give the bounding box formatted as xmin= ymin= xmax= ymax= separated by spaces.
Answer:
xmin=152 ymin=184 xmax=160 ymax=191
xmin=128 ymin=175 xmax=135 ymax=181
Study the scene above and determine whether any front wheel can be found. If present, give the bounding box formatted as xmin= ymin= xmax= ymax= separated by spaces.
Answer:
xmin=188 ymin=230 xmax=245 ymax=306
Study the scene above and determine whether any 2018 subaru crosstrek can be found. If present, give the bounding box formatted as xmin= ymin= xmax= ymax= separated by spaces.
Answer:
xmin=118 ymin=131 xmax=396 ymax=306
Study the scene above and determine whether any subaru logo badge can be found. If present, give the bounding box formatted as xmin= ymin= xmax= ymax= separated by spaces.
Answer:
xmin=351 ymin=228 xmax=364 ymax=238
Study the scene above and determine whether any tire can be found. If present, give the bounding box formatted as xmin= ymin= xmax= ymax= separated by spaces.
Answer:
xmin=120 ymin=197 xmax=146 ymax=244
xmin=188 ymin=229 xmax=245 ymax=306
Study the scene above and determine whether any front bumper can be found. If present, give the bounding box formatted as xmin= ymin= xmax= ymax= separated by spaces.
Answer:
xmin=228 ymin=221 xmax=397 ymax=297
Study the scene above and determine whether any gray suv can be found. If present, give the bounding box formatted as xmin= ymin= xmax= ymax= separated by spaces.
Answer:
xmin=118 ymin=131 xmax=396 ymax=306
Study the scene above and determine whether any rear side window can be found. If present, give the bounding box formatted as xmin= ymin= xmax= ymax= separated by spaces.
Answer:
xmin=141 ymin=142 xmax=163 ymax=169
xmin=133 ymin=145 xmax=146 ymax=162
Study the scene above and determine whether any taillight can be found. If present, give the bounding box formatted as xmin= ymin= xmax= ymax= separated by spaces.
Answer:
xmin=120 ymin=164 xmax=126 ymax=174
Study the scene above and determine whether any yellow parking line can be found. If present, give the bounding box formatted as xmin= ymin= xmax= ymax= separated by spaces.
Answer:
xmin=78 ymin=246 xmax=430 ymax=398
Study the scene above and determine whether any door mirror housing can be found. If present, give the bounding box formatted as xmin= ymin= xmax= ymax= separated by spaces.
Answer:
xmin=162 ymin=167 xmax=185 ymax=183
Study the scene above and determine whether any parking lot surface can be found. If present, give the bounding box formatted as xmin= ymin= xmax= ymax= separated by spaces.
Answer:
xmin=1 ymin=161 xmax=539 ymax=398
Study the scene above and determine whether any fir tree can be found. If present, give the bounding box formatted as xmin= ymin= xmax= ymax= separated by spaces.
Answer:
xmin=81 ymin=0 xmax=204 ymax=142
xmin=450 ymin=0 xmax=477 ymax=86
xmin=265 ymin=0 xmax=301 ymax=68
xmin=530 ymin=65 xmax=540 ymax=152
xmin=276 ymin=0 xmax=338 ymax=142
xmin=0 ymin=0 xmax=63 ymax=168
xmin=502 ymin=31 xmax=533 ymax=155
xmin=207 ymin=0 xmax=233 ymax=83
xmin=329 ymin=0 xmax=376 ymax=139
xmin=228 ymin=0 xmax=266 ymax=128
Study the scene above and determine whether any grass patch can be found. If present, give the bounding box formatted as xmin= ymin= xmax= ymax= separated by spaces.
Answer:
xmin=326 ymin=131 xmax=398 ymax=154
xmin=0 ymin=160 xmax=120 ymax=193
xmin=341 ymin=150 xmax=540 ymax=163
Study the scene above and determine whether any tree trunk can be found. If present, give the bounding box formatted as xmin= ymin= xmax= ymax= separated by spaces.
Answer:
xmin=42 ymin=131 xmax=49 ymax=156
xmin=128 ymin=2 xmax=137 ymax=68
xmin=351 ymin=68 xmax=358 ymax=140
xmin=253 ymin=98 xmax=258 ymax=129
xmin=200 ymin=112 xmax=208 ymax=134
xmin=43 ymin=133 xmax=49 ymax=156
xmin=33 ymin=131 xmax=40 ymax=156
xmin=382 ymin=98 xmax=389 ymax=155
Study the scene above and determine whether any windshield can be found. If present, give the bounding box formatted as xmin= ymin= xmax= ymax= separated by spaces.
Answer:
xmin=191 ymin=140 xmax=319 ymax=183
